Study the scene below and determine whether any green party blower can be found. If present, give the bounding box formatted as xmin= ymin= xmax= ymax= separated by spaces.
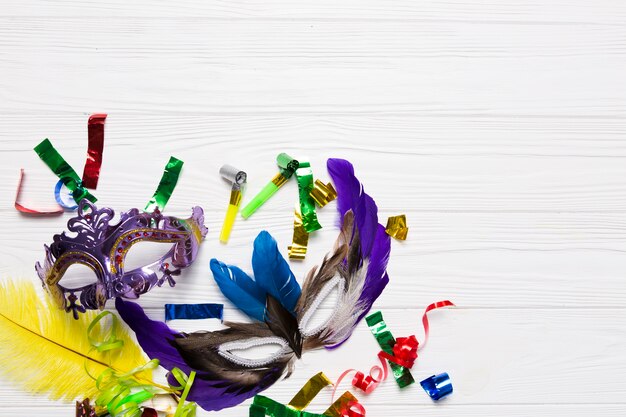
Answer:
xmin=241 ymin=153 xmax=299 ymax=219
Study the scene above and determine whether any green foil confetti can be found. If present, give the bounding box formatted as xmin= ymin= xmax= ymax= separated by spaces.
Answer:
xmin=365 ymin=311 xmax=415 ymax=388
xmin=34 ymin=139 xmax=97 ymax=204
xmin=145 ymin=156 xmax=184 ymax=212
xmin=295 ymin=162 xmax=322 ymax=233
xmin=251 ymin=395 xmax=325 ymax=417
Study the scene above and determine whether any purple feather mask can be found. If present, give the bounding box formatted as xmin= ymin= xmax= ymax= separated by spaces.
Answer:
xmin=36 ymin=199 xmax=208 ymax=318
xmin=117 ymin=158 xmax=392 ymax=411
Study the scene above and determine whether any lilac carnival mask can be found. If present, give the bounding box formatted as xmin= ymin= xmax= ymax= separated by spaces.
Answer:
xmin=36 ymin=199 xmax=208 ymax=318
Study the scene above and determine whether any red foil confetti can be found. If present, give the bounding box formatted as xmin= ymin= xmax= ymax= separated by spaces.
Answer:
xmin=82 ymin=113 xmax=107 ymax=189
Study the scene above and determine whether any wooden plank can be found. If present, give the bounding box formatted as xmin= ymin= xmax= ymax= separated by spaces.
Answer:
xmin=0 ymin=308 xmax=624 ymax=414
xmin=0 ymin=19 xmax=624 ymax=115
xmin=2 ymin=0 xmax=626 ymax=23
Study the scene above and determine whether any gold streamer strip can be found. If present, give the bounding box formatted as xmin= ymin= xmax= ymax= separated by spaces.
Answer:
xmin=288 ymin=208 xmax=309 ymax=260
xmin=288 ymin=372 xmax=333 ymax=411
xmin=309 ymin=180 xmax=338 ymax=208
xmin=385 ymin=214 xmax=408 ymax=240
xmin=324 ymin=391 xmax=359 ymax=417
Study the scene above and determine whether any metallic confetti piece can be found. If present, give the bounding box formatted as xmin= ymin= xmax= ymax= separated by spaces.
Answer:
xmin=54 ymin=179 xmax=78 ymax=210
xmin=14 ymin=169 xmax=64 ymax=215
xmin=295 ymin=162 xmax=322 ymax=233
xmin=385 ymin=214 xmax=408 ymax=240
xmin=365 ymin=311 xmax=415 ymax=388
xmin=324 ymin=391 xmax=361 ymax=417
xmin=241 ymin=153 xmax=299 ymax=219
xmin=34 ymin=138 xmax=97 ymax=204
xmin=288 ymin=372 xmax=333 ymax=410
xmin=309 ymin=179 xmax=337 ymax=208
xmin=82 ymin=113 xmax=107 ymax=189
xmin=288 ymin=208 xmax=309 ymax=260
xmin=219 ymin=164 xmax=247 ymax=243
xmin=164 ymin=303 xmax=224 ymax=322
xmin=145 ymin=156 xmax=184 ymax=212
xmin=420 ymin=373 xmax=453 ymax=401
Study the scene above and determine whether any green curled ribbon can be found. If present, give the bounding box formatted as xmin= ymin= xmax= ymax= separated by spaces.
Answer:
xmin=295 ymin=162 xmax=322 ymax=233
xmin=87 ymin=311 xmax=125 ymax=352
xmin=86 ymin=312 xmax=196 ymax=417
xmin=145 ymin=156 xmax=184 ymax=212
xmin=169 ymin=368 xmax=197 ymax=417
xmin=365 ymin=311 xmax=415 ymax=388
xmin=34 ymin=138 xmax=97 ymax=204
xmin=94 ymin=360 xmax=161 ymax=417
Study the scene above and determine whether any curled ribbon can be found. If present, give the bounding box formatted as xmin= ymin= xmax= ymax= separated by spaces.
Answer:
xmin=385 ymin=215 xmax=408 ymax=240
xmin=86 ymin=312 xmax=195 ymax=417
xmin=377 ymin=335 xmax=418 ymax=368
xmin=364 ymin=301 xmax=455 ymax=387
xmin=332 ymin=353 xmax=387 ymax=398
xmin=365 ymin=311 xmax=415 ymax=388
xmin=14 ymin=169 xmax=64 ymax=215
xmin=145 ymin=156 xmax=184 ymax=212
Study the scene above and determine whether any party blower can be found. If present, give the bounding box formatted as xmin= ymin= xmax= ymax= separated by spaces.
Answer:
xmin=219 ymin=164 xmax=247 ymax=243
xmin=240 ymin=153 xmax=299 ymax=219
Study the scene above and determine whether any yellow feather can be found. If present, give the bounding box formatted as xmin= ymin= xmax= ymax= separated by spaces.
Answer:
xmin=0 ymin=279 xmax=152 ymax=402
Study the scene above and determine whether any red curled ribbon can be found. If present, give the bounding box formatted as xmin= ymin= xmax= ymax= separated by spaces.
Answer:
xmin=14 ymin=169 xmax=63 ymax=215
xmin=341 ymin=401 xmax=366 ymax=417
xmin=378 ymin=335 xmax=419 ymax=368
xmin=332 ymin=352 xmax=388 ymax=400
xmin=380 ymin=300 xmax=455 ymax=368
xmin=82 ymin=113 xmax=107 ymax=189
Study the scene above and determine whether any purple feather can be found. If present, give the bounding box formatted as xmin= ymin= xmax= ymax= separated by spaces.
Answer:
xmin=327 ymin=158 xmax=379 ymax=258
xmin=115 ymin=298 xmax=270 ymax=411
xmin=326 ymin=158 xmax=391 ymax=346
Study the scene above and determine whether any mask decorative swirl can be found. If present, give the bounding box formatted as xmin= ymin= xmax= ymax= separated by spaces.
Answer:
xmin=36 ymin=199 xmax=207 ymax=318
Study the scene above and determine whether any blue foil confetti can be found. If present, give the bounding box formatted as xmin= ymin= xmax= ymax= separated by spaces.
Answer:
xmin=420 ymin=373 xmax=453 ymax=401
xmin=164 ymin=303 xmax=224 ymax=322
xmin=54 ymin=179 xmax=78 ymax=210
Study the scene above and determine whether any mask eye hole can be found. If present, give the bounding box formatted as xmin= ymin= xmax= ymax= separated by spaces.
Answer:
xmin=123 ymin=241 xmax=174 ymax=271
xmin=219 ymin=337 xmax=290 ymax=367
xmin=57 ymin=263 xmax=98 ymax=290
xmin=298 ymin=276 xmax=343 ymax=337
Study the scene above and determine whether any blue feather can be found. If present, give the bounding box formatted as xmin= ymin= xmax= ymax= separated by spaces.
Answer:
xmin=209 ymin=258 xmax=267 ymax=321
xmin=252 ymin=231 xmax=301 ymax=314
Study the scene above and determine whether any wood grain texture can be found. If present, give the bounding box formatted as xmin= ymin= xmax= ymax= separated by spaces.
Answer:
xmin=1 ymin=0 xmax=625 ymax=416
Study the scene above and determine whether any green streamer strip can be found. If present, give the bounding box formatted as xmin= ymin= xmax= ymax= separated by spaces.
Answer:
xmin=251 ymin=395 xmax=326 ymax=417
xmin=365 ymin=311 xmax=415 ymax=388
xmin=34 ymin=139 xmax=97 ymax=204
xmin=295 ymin=162 xmax=322 ymax=233
xmin=145 ymin=156 xmax=184 ymax=212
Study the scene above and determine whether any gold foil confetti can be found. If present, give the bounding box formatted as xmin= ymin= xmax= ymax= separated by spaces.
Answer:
xmin=309 ymin=179 xmax=338 ymax=208
xmin=385 ymin=214 xmax=408 ymax=240
xmin=287 ymin=372 xmax=333 ymax=410
xmin=324 ymin=391 xmax=359 ymax=417
xmin=288 ymin=208 xmax=309 ymax=260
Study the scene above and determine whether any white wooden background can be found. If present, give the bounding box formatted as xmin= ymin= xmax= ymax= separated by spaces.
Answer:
xmin=1 ymin=0 xmax=626 ymax=415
